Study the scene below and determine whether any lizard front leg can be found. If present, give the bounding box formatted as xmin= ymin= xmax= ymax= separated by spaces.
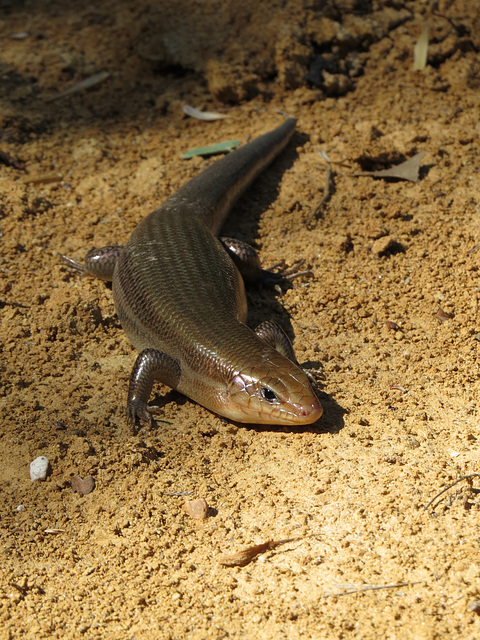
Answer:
xmin=127 ymin=348 xmax=181 ymax=433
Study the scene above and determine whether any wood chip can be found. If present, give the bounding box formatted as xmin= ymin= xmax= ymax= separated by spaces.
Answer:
xmin=182 ymin=498 xmax=209 ymax=520
xmin=218 ymin=538 xmax=298 ymax=567
xmin=71 ymin=475 xmax=95 ymax=495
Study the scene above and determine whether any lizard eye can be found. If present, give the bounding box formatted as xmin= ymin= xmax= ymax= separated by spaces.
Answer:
xmin=261 ymin=387 xmax=278 ymax=403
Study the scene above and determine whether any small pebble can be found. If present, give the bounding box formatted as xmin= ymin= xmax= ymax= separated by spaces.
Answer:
xmin=182 ymin=498 xmax=209 ymax=520
xmin=29 ymin=456 xmax=50 ymax=482
xmin=469 ymin=600 xmax=480 ymax=614
xmin=371 ymin=235 xmax=399 ymax=257
xmin=16 ymin=505 xmax=25 ymax=512
xmin=71 ymin=475 xmax=96 ymax=495
xmin=385 ymin=321 xmax=399 ymax=331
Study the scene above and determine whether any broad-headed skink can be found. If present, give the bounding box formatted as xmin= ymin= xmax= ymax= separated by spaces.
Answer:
xmin=65 ymin=118 xmax=322 ymax=430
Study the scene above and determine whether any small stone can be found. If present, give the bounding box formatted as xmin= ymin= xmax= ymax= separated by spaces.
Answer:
xmin=71 ymin=475 xmax=96 ymax=495
xmin=16 ymin=505 xmax=25 ymax=512
xmin=182 ymin=498 xmax=209 ymax=520
xmin=371 ymin=235 xmax=397 ymax=257
xmin=469 ymin=600 xmax=480 ymax=614
xmin=29 ymin=456 xmax=50 ymax=482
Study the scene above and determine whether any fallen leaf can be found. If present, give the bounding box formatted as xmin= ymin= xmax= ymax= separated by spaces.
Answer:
xmin=356 ymin=151 xmax=425 ymax=183
xmin=180 ymin=139 xmax=241 ymax=159
xmin=182 ymin=105 xmax=230 ymax=121
xmin=413 ymin=27 xmax=429 ymax=71
xmin=46 ymin=71 xmax=110 ymax=102
xmin=436 ymin=306 xmax=453 ymax=322
xmin=21 ymin=173 xmax=63 ymax=184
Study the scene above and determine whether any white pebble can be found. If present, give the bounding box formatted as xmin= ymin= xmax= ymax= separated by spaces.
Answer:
xmin=30 ymin=456 xmax=50 ymax=481
xmin=16 ymin=504 xmax=25 ymax=512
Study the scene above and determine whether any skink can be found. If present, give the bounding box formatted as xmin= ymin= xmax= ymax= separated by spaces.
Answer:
xmin=65 ymin=118 xmax=323 ymax=430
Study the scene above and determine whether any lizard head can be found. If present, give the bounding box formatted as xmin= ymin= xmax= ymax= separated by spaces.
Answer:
xmin=224 ymin=349 xmax=323 ymax=425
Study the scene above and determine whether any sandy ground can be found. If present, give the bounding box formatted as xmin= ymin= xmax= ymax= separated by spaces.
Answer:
xmin=1 ymin=0 xmax=480 ymax=638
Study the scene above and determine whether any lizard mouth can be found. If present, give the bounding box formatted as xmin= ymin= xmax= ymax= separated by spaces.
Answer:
xmin=292 ymin=397 xmax=323 ymax=424
xmin=218 ymin=395 xmax=323 ymax=426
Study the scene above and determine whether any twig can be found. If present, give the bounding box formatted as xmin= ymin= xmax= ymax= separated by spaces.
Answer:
xmin=219 ymin=537 xmax=301 ymax=567
xmin=423 ymin=473 xmax=480 ymax=512
xmin=45 ymin=71 xmax=110 ymax=102
xmin=164 ymin=490 xmax=195 ymax=497
xmin=306 ymin=164 xmax=333 ymax=229
xmin=323 ymin=580 xmax=422 ymax=597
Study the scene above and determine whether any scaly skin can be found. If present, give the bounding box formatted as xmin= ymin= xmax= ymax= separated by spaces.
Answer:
xmin=68 ymin=119 xmax=323 ymax=428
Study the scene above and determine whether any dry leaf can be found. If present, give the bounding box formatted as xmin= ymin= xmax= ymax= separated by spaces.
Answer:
xmin=46 ymin=71 xmax=110 ymax=102
xmin=218 ymin=538 xmax=298 ymax=567
xmin=71 ymin=475 xmax=95 ymax=495
xmin=22 ymin=173 xmax=63 ymax=185
xmin=182 ymin=498 xmax=209 ymax=520
xmin=182 ymin=105 xmax=229 ymax=121
xmin=413 ymin=27 xmax=429 ymax=71
xmin=356 ymin=151 xmax=425 ymax=183
xmin=436 ymin=306 xmax=453 ymax=322
xmin=180 ymin=139 xmax=241 ymax=159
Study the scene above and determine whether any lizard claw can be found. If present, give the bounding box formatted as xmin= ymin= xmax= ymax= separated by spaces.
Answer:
xmin=127 ymin=399 xmax=157 ymax=434
xmin=126 ymin=400 xmax=171 ymax=434
xmin=60 ymin=254 xmax=88 ymax=273
xmin=260 ymin=259 xmax=313 ymax=294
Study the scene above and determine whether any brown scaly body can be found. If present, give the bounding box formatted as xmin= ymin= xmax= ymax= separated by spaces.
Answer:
xmin=65 ymin=119 xmax=322 ymax=430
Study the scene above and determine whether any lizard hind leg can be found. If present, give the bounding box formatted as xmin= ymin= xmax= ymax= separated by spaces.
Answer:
xmin=221 ymin=237 xmax=312 ymax=292
xmin=255 ymin=320 xmax=321 ymax=390
xmin=255 ymin=320 xmax=297 ymax=362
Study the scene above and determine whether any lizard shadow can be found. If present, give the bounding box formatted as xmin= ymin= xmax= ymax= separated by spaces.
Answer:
xmin=218 ymin=130 xmax=345 ymax=434
xmin=220 ymin=128 xmax=312 ymax=340
xmin=237 ymin=391 xmax=346 ymax=436
xmin=151 ymin=381 xmax=345 ymax=436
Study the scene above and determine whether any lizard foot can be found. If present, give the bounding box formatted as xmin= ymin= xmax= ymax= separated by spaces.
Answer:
xmin=261 ymin=259 xmax=313 ymax=294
